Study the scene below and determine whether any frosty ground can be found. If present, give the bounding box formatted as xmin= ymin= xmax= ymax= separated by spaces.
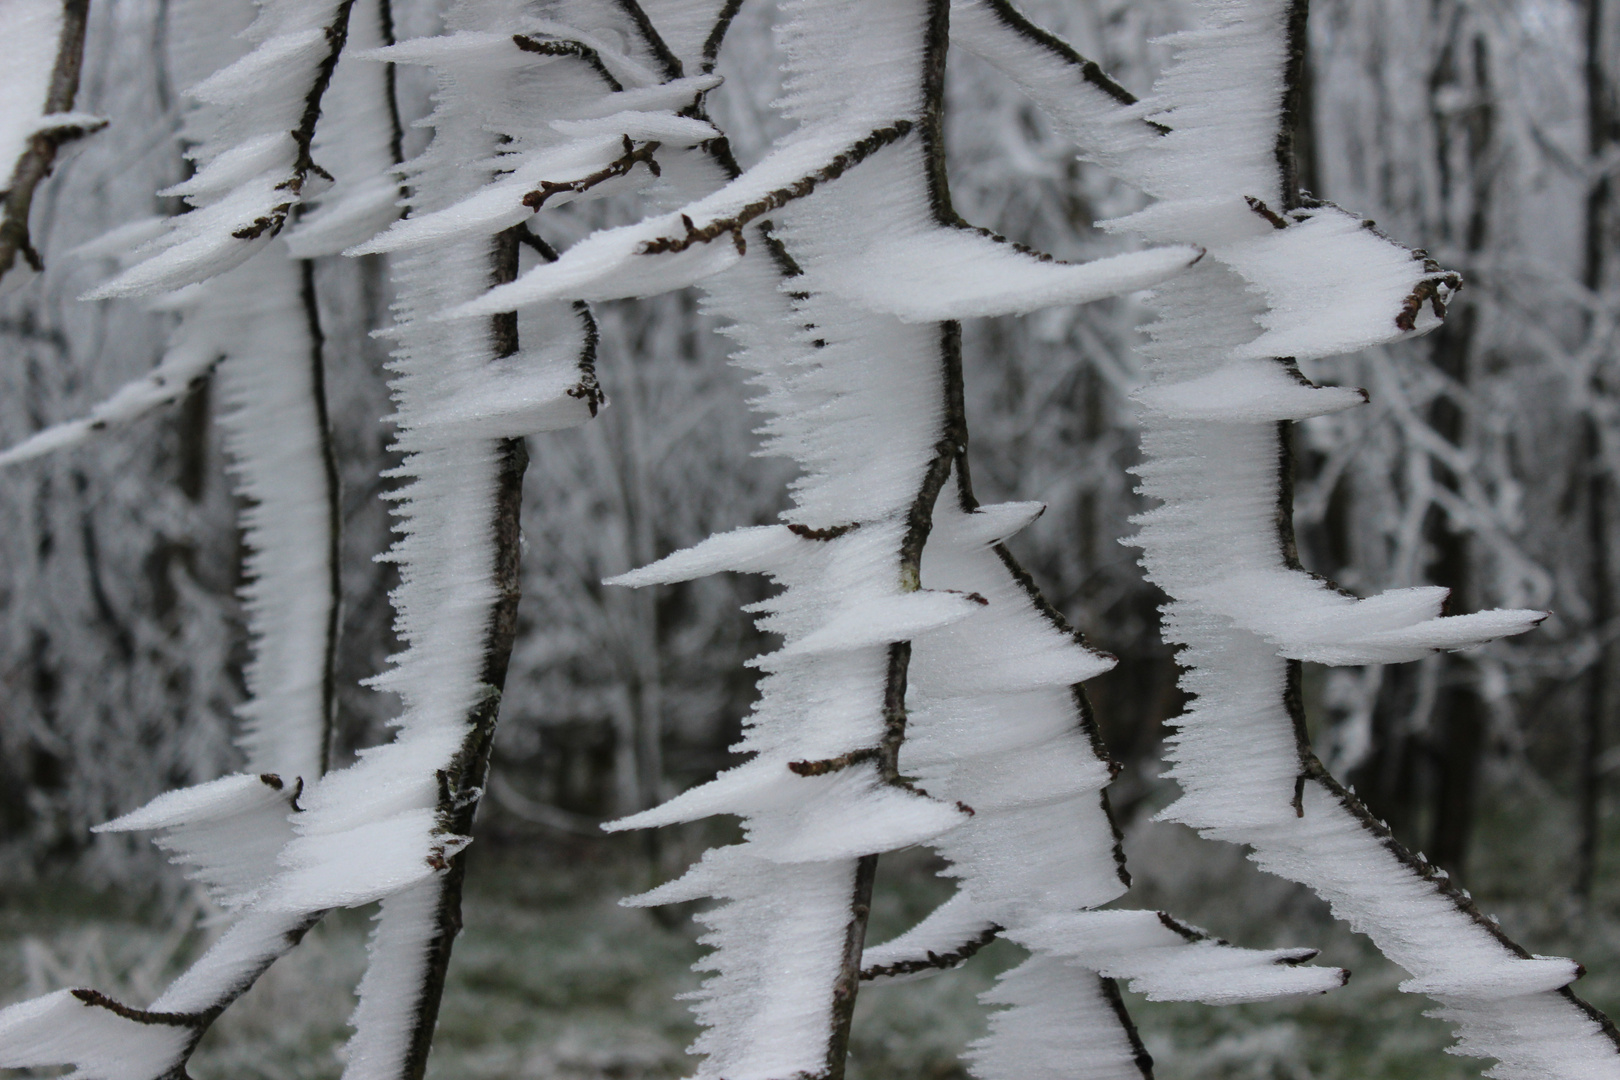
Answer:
xmin=3 ymin=768 xmax=1611 ymax=1080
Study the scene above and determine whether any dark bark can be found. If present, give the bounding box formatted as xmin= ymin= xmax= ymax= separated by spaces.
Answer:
xmin=300 ymin=260 xmax=342 ymax=778
xmin=1578 ymin=0 xmax=1617 ymax=900
xmin=397 ymin=226 xmax=531 ymax=1080
xmin=0 ymin=0 xmax=97 ymax=285
xmin=859 ymin=923 xmax=1001 ymax=981
xmin=824 ymin=853 xmax=877 ymax=1080
xmin=228 ymin=0 xmax=359 ymax=241
xmin=376 ymin=0 xmax=405 ymax=167
xmin=820 ymin=9 xmax=960 ymax=1077
xmin=1420 ymin=21 xmax=1493 ymax=882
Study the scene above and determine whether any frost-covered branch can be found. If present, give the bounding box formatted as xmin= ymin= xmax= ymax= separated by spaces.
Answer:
xmin=0 ymin=0 xmax=101 ymax=287
xmin=0 ymin=227 xmax=346 ymax=1080
xmin=458 ymin=4 xmax=1342 ymax=1079
xmin=0 ymin=0 xmax=408 ymax=1072
xmin=88 ymin=0 xmax=359 ymax=297
xmin=1105 ymin=2 xmax=1620 ymax=1075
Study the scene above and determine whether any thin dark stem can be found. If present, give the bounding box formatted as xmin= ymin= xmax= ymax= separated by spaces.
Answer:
xmin=611 ymin=0 xmax=684 ymax=79
xmin=512 ymin=34 xmax=624 ymax=92
xmin=824 ymin=853 xmax=876 ymax=1080
xmin=376 ymin=0 xmax=405 ymax=167
xmin=1578 ymin=0 xmax=1615 ymax=902
xmin=638 ymin=123 xmax=914 ymax=256
xmin=1276 ymin=0 xmax=1310 ymax=210
xmin=300 ymin=259 xmax=342 ymax=777
xmin=817 ymin=7 xmax=960 ymax=1076
xmin=396 ymin=226 xmax=531 ymax=1080
xmin=975 ymin=0 xmax=1139 ymax=106
xmin=1099 ymin=975 xmax=1156 ymax=1078
xmin=0 ymin=0 xmax=97 ymax=285
xmin=522 ymin=135 xmax=660 ymax=210
xmin=230 ymin=0 xmax=359 ymax=240
xmin=859 ymin=924 xmax=1001 ymax=980
xmin=701 ymin=0 xmax=746 ymax=73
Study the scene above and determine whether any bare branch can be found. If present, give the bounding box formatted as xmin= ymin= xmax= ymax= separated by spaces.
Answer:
xmin=395 ymin=225 xmax=533 ymax=1080
xmin=637 ymin=122 xmax=915 ymax=256
xmin=512 ymin=33 xmax=624 ymax=92
xmin=701 ymin=0 xmax=746 ymax=73
xmin=611 ymin=0 xmax=685 ymax=80
xmin=522 ymin=135 xmax=661 ymax=210
xmin=973 ymin=0 xmax=1140 ymax=106
xmin=299 ymin=259 xmax=342 ymax=776
xmin=859 ymin=924 xmax=1001 ymax=981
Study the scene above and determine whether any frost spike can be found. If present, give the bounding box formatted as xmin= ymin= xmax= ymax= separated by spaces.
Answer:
xmin=86 ymin=0 xmax=360 ymax=298
xmin=0 ymin=236 xmax=345 ymax=1080
xmin=1106 ymin=1 xmax=1620 ymax=1075
xmin=601 ymin=3 xmax=1334 ymax=1078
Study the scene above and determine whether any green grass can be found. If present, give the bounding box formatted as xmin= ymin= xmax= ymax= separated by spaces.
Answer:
xmin=4 ymin=789 xmax=1620 ymax=1080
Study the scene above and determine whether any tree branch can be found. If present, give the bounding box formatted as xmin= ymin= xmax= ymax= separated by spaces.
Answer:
xmin=299 ymin=259 xmax=342 ymax=776
xmin=229 ymin=0 xmax=359 ymax=241
xmin=974 ymin=0 xmax=1139 ymax=107
xmin=0 ymin=0 xmax=98 ymax=285
xmin=512 ymin=34 xmax=624 ymax=92
xmin=522 ymin=135 xmax=661 ymax=210
xmin=611 ymin=0 xmax=685 ymax=80
xmin=638 ymin=122 xmax=915 ymax=256
xmin=396 ymin=224 xmax=532 ymax=1080
xmin=701 ymin=0 xmax=746 ymax=74
xmin=1262 ymin=0 xmax=1620 ymax=1051
xmin=859 ymin=924 xmax=1001 ymax=981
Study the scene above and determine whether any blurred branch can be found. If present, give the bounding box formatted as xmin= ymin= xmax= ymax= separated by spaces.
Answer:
xmin=0 ymin=0 xmax=99 ymax=286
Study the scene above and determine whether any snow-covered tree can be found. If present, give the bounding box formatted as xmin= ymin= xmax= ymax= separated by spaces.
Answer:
xmin=0 ymin=1 xmax=1614 ymax=1079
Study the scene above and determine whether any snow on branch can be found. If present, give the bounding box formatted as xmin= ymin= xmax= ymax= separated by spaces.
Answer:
xmin=1100 ymin=1 xmax=1620 ymax=1075
xmin=946 ymin=0 xmax=1160 ymax=166
xmin=0 ymin=2 xmax=357 ymax=1068
xmin=247 ymin=10 xmax=655 ymax=1078
xmin=285 ymin=0 xmax=406 ymax=257
xmin=0 ymin=767 xmax=321 ymax=1080
xmin=0 ymin=0 xmax=101 ymax=289
xmin=593 ymin=3 xmax=1342 ymax=1079
xmin=86 ymin=0 xmax=359 ymax=297
xmin=0 ymin=0 xmax=404 ymax=464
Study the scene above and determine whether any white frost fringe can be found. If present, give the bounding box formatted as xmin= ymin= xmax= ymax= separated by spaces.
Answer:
xmin=554 ymin=2 xmax=1344 ymax=1077
xmin=0 ymin=0 xmax=349 ymax=1067
xmin=1098 ymin=2 xmax=1618 ymax=1077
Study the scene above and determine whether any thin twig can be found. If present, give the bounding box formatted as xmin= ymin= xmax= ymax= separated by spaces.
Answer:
xmin=300 ymin=259 xmax=342 ymax=776
xmin=512 ymin=34 xmax=624 ymax=92
xmin=230 ymin=0 xmax=360 ymax=240
xmin=397 ymin=226 xmax=534 ymax=1080
xmin=859 ymin=924 xmax=1001 ymax=980
xmin=523 ymin=135 xmax=660 ymax=210
xmin=611 ymin=0 xmax=684 ymax=80
xmin=638 ymin=122 xmax=914 ymax=256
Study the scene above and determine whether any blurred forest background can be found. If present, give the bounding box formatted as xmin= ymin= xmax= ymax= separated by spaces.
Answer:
xmin=0 ymin=0 xmax=1618 ymax=1077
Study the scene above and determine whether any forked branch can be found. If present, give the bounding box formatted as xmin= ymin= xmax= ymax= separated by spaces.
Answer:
xmin=0 ymin=0 xmax=99 ymax=284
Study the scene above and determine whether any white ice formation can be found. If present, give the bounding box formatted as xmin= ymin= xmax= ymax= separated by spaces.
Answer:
xmin=2 ymin=3 xmax=1615 ymax=1080
xmin=1056 ymin=1 xmax=1615 ymax=1077
xmin=482 ymin=3 xmax=1355 ymax=1079
xmin=0 ymin=0 xmax=104 ymax=290
xmin=85 ymin=0 xmax=358 ymax=297
xmin=0 ymin=1 xmax=353 ymax=1076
